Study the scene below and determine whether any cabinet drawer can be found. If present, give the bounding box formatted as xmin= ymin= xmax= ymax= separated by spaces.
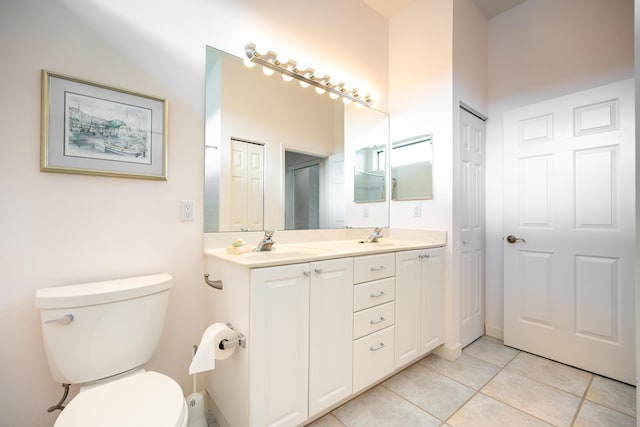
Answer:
xmin=353 ymin=302 xmax=395 ymax=340
xmin=353 ymin=277 xmax=395 ymax=312
xmin=353 ymin=326 xmax=395 ymax=392
xmin=354 ymin=253 xmax=395 ymax=284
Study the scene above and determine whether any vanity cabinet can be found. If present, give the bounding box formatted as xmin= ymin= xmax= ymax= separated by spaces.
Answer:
xmin=250 ymin=257 xmax=353 ymax=426
xmin=205 ymin=240 xmax=445 ymax=427
xmin=394 ymin=247 xmax=445 ymax=368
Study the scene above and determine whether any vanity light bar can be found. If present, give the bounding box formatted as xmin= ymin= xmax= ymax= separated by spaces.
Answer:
xmin=244 ymin=43 xmax=374 ymax=107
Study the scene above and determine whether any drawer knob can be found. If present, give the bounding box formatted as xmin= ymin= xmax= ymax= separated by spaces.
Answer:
xmin=370 ymin=342 xmax=385 ymax=352
xmin=370 ymin=265 xmax=385 ymax=272
xmin=370 ymin=316 xmax=386 ymax=325
xmin=303 ymin=271 xmax=311 ymax=277
xmin=314 ymin=268 xmax=323 ymax=274
xmin=370 ymin=291 xmax=386 ymax=298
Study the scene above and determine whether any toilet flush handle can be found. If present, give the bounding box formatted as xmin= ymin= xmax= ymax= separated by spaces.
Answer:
xmin=44 ymin=314 xmax=74 ymax=325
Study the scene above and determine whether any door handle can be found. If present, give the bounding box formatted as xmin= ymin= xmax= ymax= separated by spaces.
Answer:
xmin=505 ymin=235 xmax=526 ymax=244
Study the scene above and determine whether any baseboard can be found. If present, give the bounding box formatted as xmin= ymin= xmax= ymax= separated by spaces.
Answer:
xmin=485 ymin=325 xmax=504 ymax=340
xmin=433 ymin=342 xmax=462 ymax=361
xmin=205 ymin=389 xmax=230 ymax=427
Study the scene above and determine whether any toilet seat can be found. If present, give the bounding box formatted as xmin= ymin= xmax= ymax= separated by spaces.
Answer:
xmin=54 ymin=371 xmax=187 ymax=427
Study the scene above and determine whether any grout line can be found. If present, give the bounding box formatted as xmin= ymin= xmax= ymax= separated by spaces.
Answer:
xmin=570 ymin=375 xmax=595 ymax=426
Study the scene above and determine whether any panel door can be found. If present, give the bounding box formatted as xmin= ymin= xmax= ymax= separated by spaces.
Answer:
xmin=250 ymin=264 xmax=310 ymax=426
xmin=459 ymin=108 xmax=486 ymax=347
xmin=308 ymin=258 xmax=353 ymax=416
xmin=394 ymin=250 xmax=422 ymax=368
xmin=503 ymin=80 xmax=635 ymax=383
xmin=230 ymin=139 xmax=248 ymax=230
xmin=421 ymin=247 xmax=445 ymax=353
xmin=246 ymin=141 xmax=264 ymax=230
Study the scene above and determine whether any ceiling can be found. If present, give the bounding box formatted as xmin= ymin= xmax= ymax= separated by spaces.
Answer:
xmin=363 ymin=0 xmax=528 ymax=20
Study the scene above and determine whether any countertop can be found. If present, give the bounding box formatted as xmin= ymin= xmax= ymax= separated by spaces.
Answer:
xmin=204 ymin=238 xmax=446 ymax=268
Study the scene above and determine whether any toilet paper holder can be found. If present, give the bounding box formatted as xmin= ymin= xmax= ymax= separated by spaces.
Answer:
xmin=220 ymin=323 xmax=246 ymax=349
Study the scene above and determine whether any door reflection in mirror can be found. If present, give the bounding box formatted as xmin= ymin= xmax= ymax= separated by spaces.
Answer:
xmin=285 ymin=151 xmax=325 ymax=230
xmin=391 ymin=134 xmax=433 ymax=201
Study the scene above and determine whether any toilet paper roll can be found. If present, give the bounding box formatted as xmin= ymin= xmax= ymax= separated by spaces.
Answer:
xmin=189 ymin=323 xmax=237 ymax=375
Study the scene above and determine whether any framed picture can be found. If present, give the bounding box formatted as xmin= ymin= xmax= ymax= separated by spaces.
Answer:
xmin=41 ymin=70 xmax=168 ymax=180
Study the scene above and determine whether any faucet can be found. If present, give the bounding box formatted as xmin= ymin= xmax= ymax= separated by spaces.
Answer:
xmin=364 ymin=227 xmax=384 ymax=243
xmin=254 ymin=230 xmax=276 ymax=251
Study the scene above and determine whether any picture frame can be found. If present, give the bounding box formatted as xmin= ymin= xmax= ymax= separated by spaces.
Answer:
xmin=41 ymin=70 xmax=168 ymax=180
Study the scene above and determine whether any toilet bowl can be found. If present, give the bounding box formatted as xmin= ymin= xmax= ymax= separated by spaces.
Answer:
xmin=35 ymin=274 xmax=188 ymax=427
xmin=54 ymin=370 xmax=187 ymax=427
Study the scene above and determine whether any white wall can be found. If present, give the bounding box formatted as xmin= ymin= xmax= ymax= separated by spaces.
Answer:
xmin=389 ymin=0 xmax=454 ymax=232
xmin=389 ymin=0 xmax=488 ymax=356
xmin=0 ymin=1 xmax=388 ymax=425
xmin=485 ymin=0 xmax=634 ymax=338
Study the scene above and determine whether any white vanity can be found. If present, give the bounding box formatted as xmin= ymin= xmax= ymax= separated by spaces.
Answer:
xmin=204 ymin=230 xmax=445 ymax=427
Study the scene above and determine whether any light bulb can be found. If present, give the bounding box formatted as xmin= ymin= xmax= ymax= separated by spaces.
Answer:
xmin=315 ymin=87 xmax=325 ymax=95
xmin=282 ymin=74 xmax=293 ymax=82
xmin=243 ymin=58 xmax=256 ymax=68
xmin=262 ymin=66 xmax=275 ymax=76
xmin=329 ymin=92 xmax=339 ymax=100
xmin=342 ymin=98 xmax=352 ymax=105
xmin=299 ymin=81 xmax=310 ymax=88
xmin=355 ymin=102 xmax=363 ymax=109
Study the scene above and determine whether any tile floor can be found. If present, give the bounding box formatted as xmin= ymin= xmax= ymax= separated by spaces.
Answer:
xmin=306 ymin=336 xmax=637 ymax=427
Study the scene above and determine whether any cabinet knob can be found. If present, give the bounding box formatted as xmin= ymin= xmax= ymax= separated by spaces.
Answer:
xmin=303 ymin=271 xmax=311 ymax=277
xmin=314 ymin=268 xmax=323 ymax=275
xmin=370 ymin=316 xmax=386 ymax=325
xmin=419 ymin=254 xmax=431 ymax=259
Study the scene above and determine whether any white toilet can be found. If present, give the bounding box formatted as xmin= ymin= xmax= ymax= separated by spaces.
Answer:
xmin=35 ymin=273 xmax=188 ymax=427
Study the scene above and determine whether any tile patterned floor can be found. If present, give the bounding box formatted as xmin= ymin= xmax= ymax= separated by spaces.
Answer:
xmin=306 ymin=336 xmax=637 ymax=427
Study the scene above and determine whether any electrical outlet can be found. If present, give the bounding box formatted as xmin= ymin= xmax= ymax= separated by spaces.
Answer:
xmin=363 ymin=206 xmax=369 ymax=218
xmin=180 ymin=200 xmax=195 ymax=222
xmin=413 ymin=204 xmax=421 ymax=218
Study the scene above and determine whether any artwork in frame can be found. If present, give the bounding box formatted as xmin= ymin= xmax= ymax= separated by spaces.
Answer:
xmin=41 ymin=70 xmax=168 ymax=180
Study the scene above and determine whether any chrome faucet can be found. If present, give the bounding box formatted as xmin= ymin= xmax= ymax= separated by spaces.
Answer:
xmin=254 ymin=230 xmax=276 ymax=251
xmin=365 ymin=227 xmax=384 ymax=243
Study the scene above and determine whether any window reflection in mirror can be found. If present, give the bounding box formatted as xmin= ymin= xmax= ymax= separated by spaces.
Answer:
xmin=354 ymin=145 xmax=386 ymax=203
xmin=391 ymin=134 xmax=433 ymax=201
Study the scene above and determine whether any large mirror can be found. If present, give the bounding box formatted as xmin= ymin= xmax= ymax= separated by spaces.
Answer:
xmin=391 ymin=134 xmax=433 ymax=201
xmin=204 ymin=46 xmax=390 ymax=232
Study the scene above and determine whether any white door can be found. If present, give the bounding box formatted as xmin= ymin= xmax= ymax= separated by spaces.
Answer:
xmin=230 ymin=139 xmax=264 ymax=231
xmin=421 ymin=247 xmax=445 ymax=354
xmin=251 ymin=264 xmax=310 ymax=426
xmin=503 ymin=80 xmax=635 ymax=384
xmin=308 ymin=258 xmax=353 ymax=416
xmin=459 ymin=107 xmax=486 ymax=347
xmin=395 ymin=250 xmax=422 ymax=367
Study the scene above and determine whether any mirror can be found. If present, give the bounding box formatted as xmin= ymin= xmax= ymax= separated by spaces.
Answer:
xmin=354 ymin=144 xmax=386 ymax=203
xmin=204 ymin=46 xmax=390 ymax=232
xmin=391 ymin=134 xmax=433 ymax=201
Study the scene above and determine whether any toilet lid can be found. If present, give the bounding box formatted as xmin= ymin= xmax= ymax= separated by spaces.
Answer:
xmin=54 ymin=371 xmax=187 ymax=427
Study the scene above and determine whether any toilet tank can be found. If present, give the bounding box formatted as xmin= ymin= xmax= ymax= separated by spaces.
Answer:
xmin=35 ymin=274 xmax=172 ymax=385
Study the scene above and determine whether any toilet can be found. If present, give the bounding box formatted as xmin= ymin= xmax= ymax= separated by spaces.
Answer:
xmin=35 ymin=273 xmax=188 ymax=427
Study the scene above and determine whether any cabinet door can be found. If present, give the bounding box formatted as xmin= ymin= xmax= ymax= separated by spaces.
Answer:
xmin=394 ymin=250 xmax=422 ymax=368
xmin=250 ymin=264 xmax=310 ymax=427
xmin=308 ymin=258 xmax=353 ymax=416
xmin=421 ymin=247 xmax=445 ymax=354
